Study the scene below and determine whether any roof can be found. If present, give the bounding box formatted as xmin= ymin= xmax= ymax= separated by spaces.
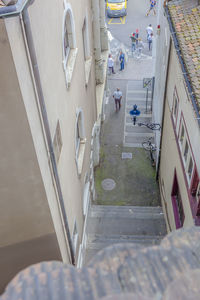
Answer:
xmin=168 ymin=0 xmax=200 ymax=111
xmin=1 ymin=226 xmax=200 ymax=299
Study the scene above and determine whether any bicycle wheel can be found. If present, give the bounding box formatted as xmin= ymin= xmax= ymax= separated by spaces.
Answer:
xmin=142 ymin=141 xmax=152 ymax=151
xmin=147 ymin=123 xmax=161 ymax=130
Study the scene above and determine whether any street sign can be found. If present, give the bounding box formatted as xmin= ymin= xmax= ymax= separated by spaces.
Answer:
xmin=143 ymin=78 xmax=152 ymax=88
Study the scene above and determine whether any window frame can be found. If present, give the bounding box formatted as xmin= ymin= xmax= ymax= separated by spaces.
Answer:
xmin=171 ymin=171 xmax=185 ymax=229
xmin=62 ymin=1 xmax=78 ymax=88
xmin=75 ymin=108 xmax=86 ymax=176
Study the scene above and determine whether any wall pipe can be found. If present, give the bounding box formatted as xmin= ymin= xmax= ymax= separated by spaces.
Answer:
xmin=165 ymin=4 xmax=200 ymax=127
xmin=20 ymin=8 xmax=75 ymax=265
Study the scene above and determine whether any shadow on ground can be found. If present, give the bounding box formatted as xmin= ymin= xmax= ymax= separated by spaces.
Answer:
xmin=94 ymin=141 xmax=160 ymax=206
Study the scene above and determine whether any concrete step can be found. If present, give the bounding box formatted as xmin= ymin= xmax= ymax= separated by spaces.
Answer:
xmin=126 ymin=115 xmax=152 ymax=124
xmin=90 ymin=205 xmax=163 ymax=214
xmin=124 ymin=132 xmax=154 ymax=138
xmin=87 ymin=211 xmax=166 ymax=236
xmin=88 ymin=234 xmax=163 ymax=249
xmin=124 ymin=135 xmax=153 ymax=145
xmin=125 ymin=125 xmax=153 ymax=133
xmin=127 ymin=99 xmax=152 ymax=105
xmin=123 ymin=142 xmax=144 ymax=148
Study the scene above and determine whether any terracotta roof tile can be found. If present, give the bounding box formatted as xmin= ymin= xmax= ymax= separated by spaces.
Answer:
xmin=168 ymin=0 xmax=200 ymax=109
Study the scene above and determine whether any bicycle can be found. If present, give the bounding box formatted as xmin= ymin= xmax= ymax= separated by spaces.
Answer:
xmin=138 ymin=122 xmax=161 ymax=131
xmin=142 ymin=137 xmax=156 ymax=166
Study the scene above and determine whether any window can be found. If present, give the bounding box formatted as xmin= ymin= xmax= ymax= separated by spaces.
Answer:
xmin=53 ymin=121 xmax=63 ymax=163
xmin=196 ymin=183 xmax=200 ymax=216
xmin=75 ymin=109 xmax=86 ymax=176
xmin=187 ymin=158 xmax=193 ymax=180
xmin=171 ymin=172 xmax=185 ymax=228
xmin=173 ymin=92 xmax=178 ymax=119
xmin=83 ymin=175 xmax=90 ymax=216
xmin=172 ymin=88 xmax=179 ymax=124
xmin=179 ymin=124 xmax=185 ymax=145
xmin=82 ymin=19 xmax=87 ymax=60
xmin=72 ymin=221 xmax=79 ymax=254
xmin=183 ymin=140 xmax=189 ymax=162
xmin=82 ymin=16 xmax=92 ymax=86
xmin=62 ymin=1 xmax=78 ymax=88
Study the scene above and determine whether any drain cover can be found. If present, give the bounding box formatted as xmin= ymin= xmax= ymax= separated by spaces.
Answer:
xmin=122 ymin=152 xmax=132 ymax=159
xmin=101 ymin=178 xmax=116 ymax=191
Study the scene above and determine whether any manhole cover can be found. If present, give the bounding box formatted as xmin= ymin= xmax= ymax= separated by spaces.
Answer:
xmin=101 ymin=179 xmax=116 ymax=191
xmin=122 ymin=152 xmax=132 ymax=159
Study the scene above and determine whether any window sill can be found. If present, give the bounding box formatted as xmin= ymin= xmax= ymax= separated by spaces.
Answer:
xmin=84 ymin=56 xmax=92 ymax=86
xmin=63 ymin=48 xmax=78 ymax=88
xmin=76 ymin=138 xmax=86 ymax=176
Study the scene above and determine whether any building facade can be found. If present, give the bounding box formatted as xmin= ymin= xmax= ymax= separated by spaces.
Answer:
xmin=155 ymin=0 xmax=200 ymax=231
xmin=0 ymin=0 xmax=108 ymax=292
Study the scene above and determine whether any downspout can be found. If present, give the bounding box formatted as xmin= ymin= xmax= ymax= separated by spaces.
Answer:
xmin=165 ymin=4 xmax=200 ymax=127
xmin=20 ymin=8 xmax=75 ymax=265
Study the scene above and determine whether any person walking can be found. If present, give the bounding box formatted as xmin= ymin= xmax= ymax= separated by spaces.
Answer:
xmin=119 ymin=51 xmax=125 ymax=71
xmin=108 ymin=54 xmax=115 ymax=75
xmin=113 ymin=88 xmax=122 ymax=111
xmin=130 ymin=33 xmax=137 ymax=55
xmin=147 ymin=33 xmax=153 ymax=51
xmin=146 ymin=24 xmax=153 ymax=40
xmin=146 ymin=0 xmax=156 ymax=16
xmin=137 ymin=38 xmax=144 ymax=58
xmin=135 ymin=28 xmax=139 ymax=45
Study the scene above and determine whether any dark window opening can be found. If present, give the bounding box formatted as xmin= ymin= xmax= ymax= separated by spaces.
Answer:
xmin=171 ymin=172 xmax=185 ymax=228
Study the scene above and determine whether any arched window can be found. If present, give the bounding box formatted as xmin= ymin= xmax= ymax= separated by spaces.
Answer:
xmin=82 ymin=15 xmax=92 ymax=86
xmin=75 ymin=108 xmax=86 ymax=176
xmin=62 ymin=1 xmax=78 ymax=88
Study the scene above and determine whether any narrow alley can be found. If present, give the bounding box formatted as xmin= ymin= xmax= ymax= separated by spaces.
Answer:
xmin=84 ymin=0 xmax=167 ymax=263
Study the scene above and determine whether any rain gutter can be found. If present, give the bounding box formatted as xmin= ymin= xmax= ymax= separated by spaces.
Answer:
xmin=0 ymin=0 xmax=31 ymax=17
xmin=1 ymin=0 xmax=75 ymax=265
xmin=165 ymin=4 xmax=200 ymax=127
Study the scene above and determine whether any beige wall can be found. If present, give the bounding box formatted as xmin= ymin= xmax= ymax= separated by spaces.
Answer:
xmin=0 ymin=19 xmax=56 ymax=246
xmin=27 ymin=0 xmax=97 ymax=250
xmin=0 ymin=18 xmax=63 ymax=293
xmin=3 ymin=0 xmax=99 ymax=262
xmin=159 ymin=44 xmax=200 ymax=230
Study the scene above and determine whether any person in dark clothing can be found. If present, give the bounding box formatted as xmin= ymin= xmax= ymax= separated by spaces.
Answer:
xmin=119 ymin=51 xmax=125 ymax=71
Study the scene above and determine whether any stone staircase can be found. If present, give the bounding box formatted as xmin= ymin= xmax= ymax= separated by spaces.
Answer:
xmin=84 ymin=205 xmax=167 ymax=264
xmin=124 ymin=80 xmax=154 ymax=148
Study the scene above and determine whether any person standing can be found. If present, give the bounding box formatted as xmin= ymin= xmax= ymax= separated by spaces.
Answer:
xmin=108 ymin=54 xmax=115 ymax=74
xmin=119 ymin=51 xmax=125 ymax=71
xmin=135 ymin=28 xmax=139 ymax=45
xmin=146 ymin=24 xmax=153 ymax=40
xmin=113 ymin=88 xmax=122 ymax=111
xmin=148 ymin=33 xmax=153 ymax=51
xmin=130 ymin=33 xmax=137 ymax=54
xmin=137 ymin=38 xmax=144 ymax=58
xmin=146 ymin=0 xmax=156 ymax=16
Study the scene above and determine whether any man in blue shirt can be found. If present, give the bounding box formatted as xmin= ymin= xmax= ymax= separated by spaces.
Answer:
xmin=146 ymin=0 xmax=156 ymax=16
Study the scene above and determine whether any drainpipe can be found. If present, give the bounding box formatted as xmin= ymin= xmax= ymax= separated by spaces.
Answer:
xmin=165 ymin=4 xmax=200 ymax=127
xmin=92 ymin=0 xmax=104 ymax=84
xmin=99 ymin=0 xmax=108 ymax=51
xmin=20 ymin=8 xmax=75 ymax=265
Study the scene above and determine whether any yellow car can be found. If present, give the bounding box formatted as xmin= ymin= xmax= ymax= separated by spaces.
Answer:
xmin=106 ymin=0 xmax=127 ymax=18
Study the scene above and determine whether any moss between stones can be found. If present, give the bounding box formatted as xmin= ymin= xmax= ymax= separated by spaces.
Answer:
xmin=94 ymin=144 xmax=160 ymax=206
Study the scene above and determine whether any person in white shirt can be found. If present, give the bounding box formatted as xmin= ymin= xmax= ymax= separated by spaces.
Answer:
xmin=146 ymin=24 xmax=153 ymax=40
xmin=113 ymin=88 xmax=122 ymax=111
xmin=108 ymin=54 xmax=115 ymax=74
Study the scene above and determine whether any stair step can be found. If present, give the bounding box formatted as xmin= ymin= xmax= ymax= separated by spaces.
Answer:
xmin=125 ymin=125 xmax=153 ymax=133
xmin=123 ymin=142 xmax=143 ymax=148
xmin=124 ymin=135 xmax=153 ymax=144
xmin=88 ymin=234 xmax=164 ymax=244
xmin=87 ymin=217 xmax=166 ymax=236
xmin=90 ymin=205 xmax=163 ymax=213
